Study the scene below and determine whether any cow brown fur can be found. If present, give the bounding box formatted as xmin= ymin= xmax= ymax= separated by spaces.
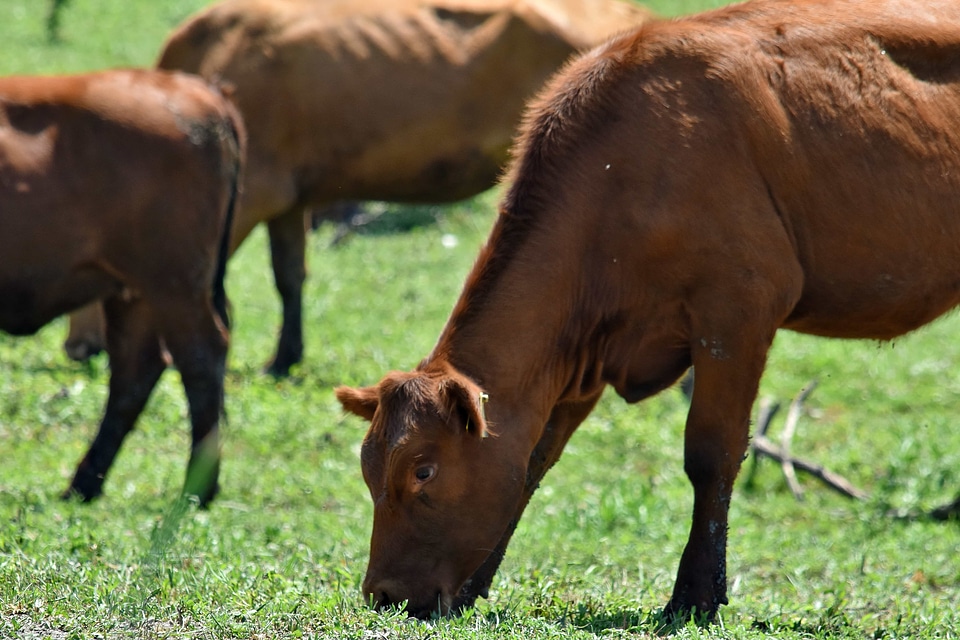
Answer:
xmin=0 ymin=69 xmax=244 ymax=505
xmin=62 ymin=0 xmax=653 ymax=377
xmin=337 ymin=0 xmax=960 ymax=620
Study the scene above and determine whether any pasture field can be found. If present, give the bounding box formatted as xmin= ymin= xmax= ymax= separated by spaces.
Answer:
xmin=1 ymin=0 xmax=958 ymax=638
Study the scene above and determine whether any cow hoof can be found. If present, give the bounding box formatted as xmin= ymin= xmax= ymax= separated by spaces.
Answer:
xmin=930 ymin=496 xmax=960 ymax=521
xmin=661 ymin=599 xmax=719 ymax=626
xmin=263 ymin=357 xmax=296 ymax=378
xmin=188 ymin=482 xmax=220 ymax=510
xmin=264 ymin=362 xmax=289 ymax=377
xmin=60 ymin=485 xmax=101 ymax=503
xmin=64 ymin=339 xmax=104 ymax=362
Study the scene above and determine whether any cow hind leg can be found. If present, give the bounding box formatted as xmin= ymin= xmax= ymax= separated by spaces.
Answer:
xmin=264 ymin=206 xmax=307 ymax=377
xmin=64 ymin=296 xmax=166 ymax=501
xmin=154 ymin=297 xmax=228 ymax=507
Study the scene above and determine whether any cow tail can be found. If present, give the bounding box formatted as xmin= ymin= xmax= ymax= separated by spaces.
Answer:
xmin=212 ymin=97 xmax=245 ymax=331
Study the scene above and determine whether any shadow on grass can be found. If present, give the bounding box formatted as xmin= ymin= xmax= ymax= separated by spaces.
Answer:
xmin=533 ymin=603 xmax=906 ymax=637
xmin=748 ymin=614 xmax=905 ymax=638
xmin=315 ymin=198 xmax=494 ymax=245
xmin=96 ymin=459 xmax=217 ymax=632
xmin=568 ymin=608 xmax=720 ymax=637
xmin=477 ymin=601 xmax=715 ymax=637
xmin=0 ymin=349 xmax=108 ymax=378
xmin=312 ymin=202 xmax=446 ymax=245
xmin=561 ymin=607 xmax=675 ymax=635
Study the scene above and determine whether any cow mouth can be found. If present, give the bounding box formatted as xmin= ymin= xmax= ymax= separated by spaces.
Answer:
xmin=382 ymin=565 xmax=492 ymax=618
xmin=365 ymin=542 xmax=501 ymax=618
xmin=367 ymin=583 xmax=454 ymax=619
xmin=399 ymin=590 xmax=454 ymax=620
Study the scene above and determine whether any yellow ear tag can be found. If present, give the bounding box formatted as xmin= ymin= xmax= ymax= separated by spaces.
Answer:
xmin=477 ymin=392 xmax=489 ymax=438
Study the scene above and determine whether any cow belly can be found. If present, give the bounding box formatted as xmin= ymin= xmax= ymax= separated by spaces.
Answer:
xmin=0 ymin=272 xmax=117 ymax=336
xmin=774 ymin=193 xmax=960 ymax=340
xmin=0 ymin=281 xmax=48 ymax=335
xmin=338 ymin=141 xmax=504 ymax=203
xmin=784 ymin=275 xmax=960 ymax=340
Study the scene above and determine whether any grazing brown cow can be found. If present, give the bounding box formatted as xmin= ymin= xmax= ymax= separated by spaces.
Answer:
xmin=337 ymin=0 xmax=960 ymax=620
xmin=59 ymin=0 xmax=653 ymax=376
xmin=0 ymin=69 xmax=244 ymax=505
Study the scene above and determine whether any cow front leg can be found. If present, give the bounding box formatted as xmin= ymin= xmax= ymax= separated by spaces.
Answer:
xmin=265 ymin=207 xmax=307 ymax=377
xmin=452 ymin=395 xmax=602 ymax=611
xmin=664 ymin=334 xmax=772 ymax=621
xmin=64 ymin=297 xmax=166 ymax=501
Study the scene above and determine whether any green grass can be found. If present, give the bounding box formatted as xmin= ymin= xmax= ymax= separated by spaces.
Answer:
xmin=2 ymin=1 xmax=959 ymax=638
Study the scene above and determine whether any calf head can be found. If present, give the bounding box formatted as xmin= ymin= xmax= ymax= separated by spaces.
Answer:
xmin=336 ymin=365 xmax=524 ymax=618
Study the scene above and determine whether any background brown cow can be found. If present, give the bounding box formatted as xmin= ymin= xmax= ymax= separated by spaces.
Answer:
xmin=64 ymin=0 xmax=653 ymax=376
xmin=0 ymin=69 xmax=244 ymax=505
xmin=337 ymin=0 xmax=960 ymax=621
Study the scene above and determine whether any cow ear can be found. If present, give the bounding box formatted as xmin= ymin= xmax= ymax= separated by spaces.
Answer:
xmin=441 ymin=377 xmax=491 ymax=439
xmin=335 ymin=385 xmax=379 ymax=421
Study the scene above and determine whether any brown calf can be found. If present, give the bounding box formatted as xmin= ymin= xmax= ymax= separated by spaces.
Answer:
xmin=64 ymin=0 xmax=653 ymax=376
xmin=337 ymin=0 xmax=960 ymax=620
xmin=0 ymin=69 xmax=244 ymax=505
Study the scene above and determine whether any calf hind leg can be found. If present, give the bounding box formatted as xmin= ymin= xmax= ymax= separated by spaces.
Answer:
xmin=64 ymin=297 xmax=166 ymax=501
xmin=154 ymin=297 xmax=228 ymax=507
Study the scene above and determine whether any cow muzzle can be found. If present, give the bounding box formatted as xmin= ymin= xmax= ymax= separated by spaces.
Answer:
xmin=363 ymin=577 xmax=453 ymax=619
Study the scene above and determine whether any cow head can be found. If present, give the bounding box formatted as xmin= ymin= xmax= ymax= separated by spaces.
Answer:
xmin=336 ymin=365 xmax=526 ymax=618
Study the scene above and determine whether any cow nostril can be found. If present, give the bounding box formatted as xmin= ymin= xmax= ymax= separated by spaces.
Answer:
xmin=364 ymin=582 xmax=395 ymax=610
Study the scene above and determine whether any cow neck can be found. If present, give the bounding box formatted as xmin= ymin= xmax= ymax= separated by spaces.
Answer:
xmin=424 ymin=213 xmax=597 ymax=453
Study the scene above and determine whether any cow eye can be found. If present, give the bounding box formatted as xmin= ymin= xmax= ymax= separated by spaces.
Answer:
xmin=414 ymin=465 xmax=436 ymax=483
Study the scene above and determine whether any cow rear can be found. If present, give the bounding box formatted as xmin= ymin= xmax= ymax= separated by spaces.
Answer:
xmin=0 ymin=69 xmax=245 ymax=505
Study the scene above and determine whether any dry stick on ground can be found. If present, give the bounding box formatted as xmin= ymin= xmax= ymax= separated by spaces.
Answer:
xmin=745 ymin=379 xmax=868 ymax=500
